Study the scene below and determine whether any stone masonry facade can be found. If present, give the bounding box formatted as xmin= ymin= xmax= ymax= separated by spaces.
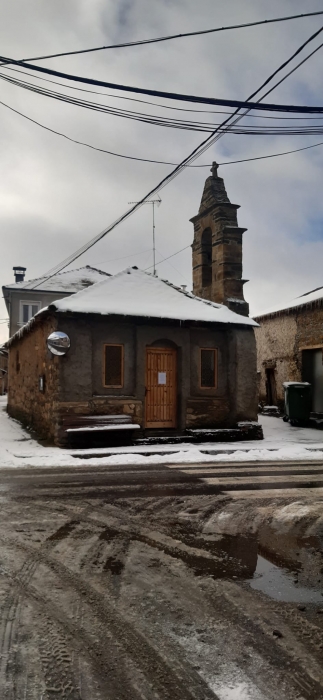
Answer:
xmin=191 ymin=162 xmax=249 ymax=317
xmin=7 ymin=316 xmax=60 ymax=441
xmin=255 ymin=303 xmax=323 ymax=406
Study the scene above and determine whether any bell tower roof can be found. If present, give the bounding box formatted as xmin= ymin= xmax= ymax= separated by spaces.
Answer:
xmin=198 ymin=161 xmax=231 ymax=215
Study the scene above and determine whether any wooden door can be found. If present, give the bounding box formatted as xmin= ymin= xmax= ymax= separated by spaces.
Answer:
xmin=145 ymin=347 xmax=177 ymax=428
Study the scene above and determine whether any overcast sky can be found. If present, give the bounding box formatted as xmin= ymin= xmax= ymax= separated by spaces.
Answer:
xmin=1 ymin=0 xmax=323 ymax=342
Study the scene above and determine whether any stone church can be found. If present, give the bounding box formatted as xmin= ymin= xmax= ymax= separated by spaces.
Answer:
xmin=6 ymin=165 xmax=260 ymax=446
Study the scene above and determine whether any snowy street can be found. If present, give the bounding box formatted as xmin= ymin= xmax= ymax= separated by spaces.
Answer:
xmin=2 ymin=395 xmax=323 ymax=470
xmin=0 ymin=413 xmax=323 ymax=699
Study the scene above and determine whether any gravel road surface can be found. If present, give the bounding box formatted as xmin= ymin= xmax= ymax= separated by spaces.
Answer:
xmin=0 ymin=459 xmax=322 ymax=699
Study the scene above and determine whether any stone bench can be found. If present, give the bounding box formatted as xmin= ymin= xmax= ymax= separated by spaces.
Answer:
xmin=59 ymin=414 xmax=140 ymax=447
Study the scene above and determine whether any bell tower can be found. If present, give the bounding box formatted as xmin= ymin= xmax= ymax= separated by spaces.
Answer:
xmin=190 ymin=162 xmax=249 ymax=317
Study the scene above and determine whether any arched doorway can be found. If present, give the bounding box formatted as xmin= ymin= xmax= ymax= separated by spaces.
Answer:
xmin=145 ymin=344 xmax=177 ymax=428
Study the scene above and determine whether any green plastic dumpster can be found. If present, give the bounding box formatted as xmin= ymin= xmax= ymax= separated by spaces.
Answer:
xmin=283 ymin=382 xmax=311 ymax=426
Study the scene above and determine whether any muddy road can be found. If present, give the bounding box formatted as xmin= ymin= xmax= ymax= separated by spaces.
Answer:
xmin=0 ymin=459 xmax=322 ymax=700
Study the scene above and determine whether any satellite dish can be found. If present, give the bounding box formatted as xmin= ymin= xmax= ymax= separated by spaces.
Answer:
xmin=47 ymin=331 xmax=70 ymax=356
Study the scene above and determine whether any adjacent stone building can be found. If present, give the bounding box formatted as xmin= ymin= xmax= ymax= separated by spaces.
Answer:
xmin=254 ymin=286 xmax=323 ymax=412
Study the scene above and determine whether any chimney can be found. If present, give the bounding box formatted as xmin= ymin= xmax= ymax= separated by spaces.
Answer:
xmin=13 ymin=266 xmax=26 ymax=283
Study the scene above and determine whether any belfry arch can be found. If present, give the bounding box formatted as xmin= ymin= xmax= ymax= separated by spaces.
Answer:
xmin=201 ymin=228 xmax=212 ymax=287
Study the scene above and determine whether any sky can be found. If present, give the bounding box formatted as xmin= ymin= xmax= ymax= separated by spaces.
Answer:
xmin=1 ymin=0 xmax=323 ymax=342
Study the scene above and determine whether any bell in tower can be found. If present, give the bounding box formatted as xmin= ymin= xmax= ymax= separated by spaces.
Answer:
xmin=190 ymin=162 xmax=249 ymax=317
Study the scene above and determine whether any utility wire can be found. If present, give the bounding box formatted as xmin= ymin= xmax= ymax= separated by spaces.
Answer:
xmin=4 ymin=64 xmax=323 ymax=120
xmin=5 ymin=11 xmax=323 ymax=62
xmin=144 ymin=246 xmax=191 ymax=271
xmin=1 ymin=24 xmax=323 ymax=114
xmin=2 ymin=37 xmax=323 ymax=135
xmin=1 ymin=94 xmax=323 ymax=167
xmin=25 ymin=23 xmax=323 ymax=290
xmin=3 ymin=73 xmax=323 ymax=134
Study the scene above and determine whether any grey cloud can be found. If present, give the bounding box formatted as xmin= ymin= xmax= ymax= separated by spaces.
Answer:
xmin=1 ymin=0 xmax=323 ymax=343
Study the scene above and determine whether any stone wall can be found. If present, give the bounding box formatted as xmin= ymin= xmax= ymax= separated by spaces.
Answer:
xmin=0 ymin=353 xmax=8 ymax=394
xmin=233 ymin=328 xmax=258 ymax=421
xmin=295 ymin=305 xmax=323 ymax=358
xmin=255 ymin=305 xmax=323 ymax=405
xmin=7 ymin=315 xmax=59 ymax=440
xmin=254 ymin=314 xmax=298 ymax=405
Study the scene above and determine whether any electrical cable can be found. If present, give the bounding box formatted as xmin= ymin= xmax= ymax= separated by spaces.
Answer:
xmin=144 ymin=246 xmax=191 ymax=270
xmin=1 ymin=94 xmax=323 ymax=166
xmin=1 ymin=24 xmax=323 ymax=114
xmin=4 ymin=76 xmax=323 ymax=135
xmin=90 ymin=248 xmax=153 ymax=265
xmin=3 ymin=66 xmax=323 ymax=134
xmin=24 ymin=24 xmax=323 ymax=290
xmin=4 ymin=11 xmax=323 ymax=63
xmin=4 ymin=64 xmax=323 ymax=120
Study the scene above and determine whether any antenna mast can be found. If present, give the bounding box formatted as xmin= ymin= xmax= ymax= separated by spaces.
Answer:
xmin=129 ymin=195 xmax=162 ymax=275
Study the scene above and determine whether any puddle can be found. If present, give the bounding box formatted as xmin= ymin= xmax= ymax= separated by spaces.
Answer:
xmin=248 ymin=554 xmax=323 ymax=604
xmin=183 ymin=528 xmax=323 ymax=604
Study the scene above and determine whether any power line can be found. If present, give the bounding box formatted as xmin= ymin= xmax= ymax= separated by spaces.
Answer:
xmin=2 ymin=36 xmax=323 ymax=136
xmin=1 ymin=94 xmax=323 ymax=167
xmin=25 ymin=24 xmax=323 ymax=290
xmin=4 ymin=64 xmax=323 ymax=120
xmin=3 ymin=74 xmax=323 ymax=135
xmin=6 ymin=11 xmax=323 ymax=63
xmin=144 ymin=246 xmax=191 ymax=271
xmin=1 ymin=27 xmax=323 ymax=114
xmin=91 ymin=248 xmax=152 ymax=266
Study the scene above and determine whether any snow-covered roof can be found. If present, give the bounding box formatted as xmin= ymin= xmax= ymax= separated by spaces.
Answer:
xmin=254 ymin=285 xmax=323 ymax=320
xmin=3 ymin=265 xmax=110 ymax=294
xmin=50 ymin=267 xmax=257 ymax=326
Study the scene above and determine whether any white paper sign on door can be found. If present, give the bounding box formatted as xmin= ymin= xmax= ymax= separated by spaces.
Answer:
xmin=158 ymin=372 xmax=166 ymax=385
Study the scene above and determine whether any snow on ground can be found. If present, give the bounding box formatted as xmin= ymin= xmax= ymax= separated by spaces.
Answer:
xmin=2 ymin=396 xmax=323 ymax=469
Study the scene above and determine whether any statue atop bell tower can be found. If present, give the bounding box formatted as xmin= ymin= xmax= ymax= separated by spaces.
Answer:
xmin=190 ymin=162 xmax=249 ymax=317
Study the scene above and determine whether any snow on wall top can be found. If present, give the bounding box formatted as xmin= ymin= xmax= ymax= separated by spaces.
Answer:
xmin=254 ymin=285 xmax=323 ymax=320
xmin=51 ymin=267 xmax=257 ymax=326
xmin=3 ymin=266 xmax=110 ymax=293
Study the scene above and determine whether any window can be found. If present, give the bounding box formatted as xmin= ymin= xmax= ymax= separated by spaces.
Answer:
xmin=20 ymin=301 xmax=40 ymax=325
xmin=200 ymin=348 xmax=217 ymax=388
xmin=104 ymin=344 xmax=124 ymax=387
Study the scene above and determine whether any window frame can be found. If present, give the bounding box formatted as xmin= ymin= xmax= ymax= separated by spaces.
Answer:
xmin=103 ymin=343 xmax=124 ymax=388
xmin=19 ymin=300 xmax=41 ymax=326
xmin=199 ymin=347 xmax=218 ymax=390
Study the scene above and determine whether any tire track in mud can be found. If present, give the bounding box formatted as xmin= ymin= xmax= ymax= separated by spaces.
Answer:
xmin=0 ymin=556 xmax=39 ymax=698
xmin=64 ymin=508 xmax=233 ymax=579
xmin=1 ymin=500 xmax=322 ymax=700
xmin=0 ymin=504 xmax=96 ymax=700
xmin=67 ymin=504 xmax=323 ymax=700
xmin=45 ymin=514 xmax=323 ymax=699
xmin=0 ymin=530 xmax=220 ymax=700
xmin=37 ymin=616 xmax=82 ymax=700
xmin=210 ymin=581 xmax=323 ymax=700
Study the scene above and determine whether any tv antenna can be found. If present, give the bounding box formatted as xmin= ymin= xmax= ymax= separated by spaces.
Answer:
xmin=129 ymin=195 xmax=162 ymax=275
